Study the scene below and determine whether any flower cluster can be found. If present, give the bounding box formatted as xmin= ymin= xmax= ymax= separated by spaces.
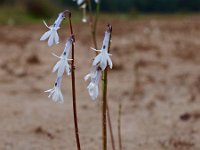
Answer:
xmin=84 ymin=66 xmax=101 ymax=100
xmin=40 ymin=10 xmax=113 ymax=102
xmin=40 ymin=11 xmax=75 ymax=102
xmin=45 ymin=37 xmax=74 ymax=102
xmin=85 ymin=27 xmax=112 ymax=100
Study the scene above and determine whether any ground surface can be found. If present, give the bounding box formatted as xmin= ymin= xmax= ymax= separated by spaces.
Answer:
xmin=0 ymin=15 xmax=200 ymax=150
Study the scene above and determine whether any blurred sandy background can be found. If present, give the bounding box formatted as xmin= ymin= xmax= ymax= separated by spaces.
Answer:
xmin=1 ymin=0 xmax=200 ymax=150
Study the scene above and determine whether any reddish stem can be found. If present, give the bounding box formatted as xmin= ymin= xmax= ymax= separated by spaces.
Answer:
xmin=65 ymin=10 xmax=81 ymax=150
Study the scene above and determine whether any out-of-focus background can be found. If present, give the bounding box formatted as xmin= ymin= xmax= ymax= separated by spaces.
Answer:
xmin=1 ymin=0 xmax=200 ymax=150
xmin=1 ymin=0 xmax=200 ymax=24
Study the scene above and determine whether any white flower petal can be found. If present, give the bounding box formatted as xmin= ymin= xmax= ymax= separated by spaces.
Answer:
xmin=51 ymin=53 xmax=61 ymax=59
xmin=44 ymin=89 xmax=53 ymax=93
xmin=100 ymin=54 xmax=107 ymax=70
xmin=92 ymin=53 xmax=102 ymax=66
xmin=65 ymin=64 xmax=71 ymax=76
xmin=48 ymin=31 xmax=55 ymax=47
xmin=58 ymin=90 xmax=64 ymax=101
xmin=91 ymin=47 xmax=102 ymax=52
xmin=48 ymin=90 xmax=54 ymax=98
xmin=88 ymin=82 xmax=98 ymax=100
xmin=57 ymin=61 xmax=66 ymax=77
xmin=52 ymin=61 xmax=61 ymax=72
xmin=40 ymin=30 xmax=51 ymax=41
xmin=54 ymin=31 xmax=59 ymax=44
xmin=107 ymin=54 xmax=112 ymax=69
xmin=84 ymin=74 xmax=91 ymax=81
xmin=43 ymin=20 xmax=50 ymax=29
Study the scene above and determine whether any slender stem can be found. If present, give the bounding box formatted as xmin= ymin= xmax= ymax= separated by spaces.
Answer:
xmin=66 ymin=10 xmax=81 ymax=150
xmin=92 ymin=2 xmax=100 ymax=50
xmin=88 ymin=2 xmax=115 ymax=149
xmin=102 ymin=24 xmax=112 ymax=150
xmin=118 ymin=102 xmax=122 ymax=150
xmin=87 ymin=2 xmax=115 ymax=149
xmin=87 ymin=0 xmax=93 ymax=24
xmin=102 ymin=69 xmax=107 ymax=150
xmin=107 ymin=104 xmax=116 ymax=150
xmin=88 ymin=0 xmax=100 ymax=52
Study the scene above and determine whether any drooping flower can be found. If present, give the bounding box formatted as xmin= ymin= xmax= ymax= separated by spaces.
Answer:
xmin=85 ymin=66 xmax=102 ymax=100
xmin=45 ymin=77 xmax=64 ymax=102
xmin=40 ymin=12 xmax=65 ymax=47
xmin=92 ymin=30 xmax=112 ymax=70
xmin=52 ymin=37 xmax=73 ymax=77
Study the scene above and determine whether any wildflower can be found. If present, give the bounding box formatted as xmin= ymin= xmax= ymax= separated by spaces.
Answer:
xmin=45 ymin=77 xmax=64 ymax=102
xmin=85 ymin=66 xmax=102 ymax=100
xmin=40 ymin=12 xmax=65 ymax=47
xmin=92 ymin=30 xmax=112 ymax=70
xmin=52 ymin=37 xmax=73 ymax=77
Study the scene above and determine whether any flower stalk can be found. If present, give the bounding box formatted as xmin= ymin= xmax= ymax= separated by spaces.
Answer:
xmin=107 ymin=104 xmax=116 ymax=150
xmin=102 ymin=24 xmax=112 ymax=150
xmin=87 ymin=0 xmax=100 ymax=52
xmin=82 ymin=1 xmax=115 ymax=149
xmin=92 ymin=1 xmax=100 ymax=50
xmin=65 ymin=10 xmax=81 ymax=150
xmin=118 ymin=101 xmax=122 ymax=150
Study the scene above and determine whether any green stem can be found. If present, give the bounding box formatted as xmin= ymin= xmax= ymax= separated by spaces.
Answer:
xmin=102 ymin=24 xmax=112 ymax=150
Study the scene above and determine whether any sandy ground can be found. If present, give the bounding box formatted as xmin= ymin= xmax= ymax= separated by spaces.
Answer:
xmin=0 ymin=15 xmax=200 ymax=150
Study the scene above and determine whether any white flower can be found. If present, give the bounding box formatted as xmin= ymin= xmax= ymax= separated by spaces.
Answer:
xmin=40 ymin=12 xmax=65 ymax=47
xmin=87 ymin=82 xmax=99 ymax=100
xmin=52 ymin=37 xmax=73 ymax=77
xmin=45 ymin=77 xmax=64 ymax=102
xmin=85 ymin=66 xmax=101 ymax=100
xmin=92 ymin=30 xmax=112 ymax=70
